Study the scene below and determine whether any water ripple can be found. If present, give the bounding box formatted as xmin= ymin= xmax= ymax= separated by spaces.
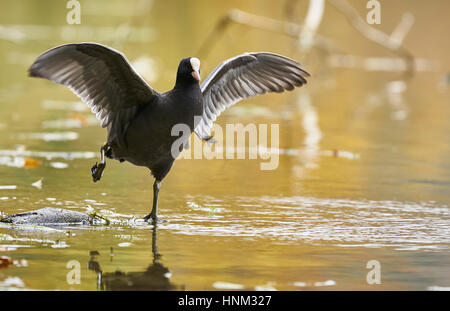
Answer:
xmin=159 ymin=196 xmax=450 ymax=251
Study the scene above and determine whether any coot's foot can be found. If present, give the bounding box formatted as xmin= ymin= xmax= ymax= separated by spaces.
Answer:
xmin=143 ymin=214 xmax=167 ymax=224
xmin=91 ymin=162 xmax=106 ymax=182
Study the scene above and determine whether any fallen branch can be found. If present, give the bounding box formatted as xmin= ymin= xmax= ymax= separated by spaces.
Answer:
xmin=327 ymin=0 xmax=415 ymax=76
xmin=196 ymin=9 xmax=334 ymax=58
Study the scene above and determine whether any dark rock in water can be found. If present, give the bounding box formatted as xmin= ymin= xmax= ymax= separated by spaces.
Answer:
xmin=0 ymin=207 xmax=93 ymax=225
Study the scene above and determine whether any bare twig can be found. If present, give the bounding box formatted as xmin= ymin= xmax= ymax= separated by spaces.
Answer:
xmin=389 ymin=12 xmax=415 ymax=48
xmin=327 ymin=0 xmax=415 ymax=76
xmin=298 ymin=0 xmax=325 ymax=52
xmin=197 ymin=9 xmax=334 ymax=59
xmin=198 ymin=1 xmax=416 ymax=78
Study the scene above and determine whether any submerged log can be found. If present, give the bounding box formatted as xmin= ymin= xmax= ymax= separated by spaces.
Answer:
xmin=0 ymin=207 xmax=93 ymax=225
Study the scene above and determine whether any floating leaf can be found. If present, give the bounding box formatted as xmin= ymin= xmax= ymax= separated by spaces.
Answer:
xmin=0 ymin=156 xmax=41 ymax=169
xmin=0 ymin=256 xmax=13 ymax=269
xmin=24 ymin=157 xmax=42 ymax=169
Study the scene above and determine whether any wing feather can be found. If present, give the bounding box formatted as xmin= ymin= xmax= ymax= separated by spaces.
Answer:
xmin=195 ymin=52 xmax=310 ymax=140
xmin=29 ymin=42 xmax=157 ymax=147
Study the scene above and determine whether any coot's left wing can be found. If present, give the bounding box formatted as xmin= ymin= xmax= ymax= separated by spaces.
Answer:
xmin=194 ymin=52 xmax=310 ymax=141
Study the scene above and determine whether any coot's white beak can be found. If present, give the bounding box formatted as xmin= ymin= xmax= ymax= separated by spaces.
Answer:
xmin=192 ymin=70 xmax=201 ymax=81
xmin=190 ymin=57 xmax=201 ymax=81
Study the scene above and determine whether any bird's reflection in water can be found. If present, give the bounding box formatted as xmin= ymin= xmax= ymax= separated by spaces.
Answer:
xmin=88 ymin=250 xmax=103 ymax=290
xmin=89 ymin=224 xmax=183 ymax=290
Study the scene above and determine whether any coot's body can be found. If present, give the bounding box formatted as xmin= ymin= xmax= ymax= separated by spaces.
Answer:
xmin=113 ymin=85 xmax=203 ymax=181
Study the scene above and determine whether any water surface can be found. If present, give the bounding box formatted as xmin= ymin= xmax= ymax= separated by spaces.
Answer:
xmin=0 ymin=0 xmax=449 ymax=290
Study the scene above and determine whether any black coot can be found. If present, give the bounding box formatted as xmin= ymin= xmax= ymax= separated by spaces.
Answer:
xmin=29 ymin=43 xmax=310 ymax=223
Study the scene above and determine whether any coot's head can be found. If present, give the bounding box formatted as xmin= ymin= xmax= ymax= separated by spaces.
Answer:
xmin=175 ymin=57 xmax=201 ymax=86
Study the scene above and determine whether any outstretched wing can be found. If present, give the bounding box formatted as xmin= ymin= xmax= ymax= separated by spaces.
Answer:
xmin=194 ymin=52 xmax=310 ymax=141
xmin=29 ymin=42 xmax=157 ymax=146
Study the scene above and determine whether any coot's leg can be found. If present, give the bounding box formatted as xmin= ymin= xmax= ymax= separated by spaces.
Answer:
xmin=144 ymin=179 xmax=161 ymax=223
xmin=91 ymin=143 xmax=108 ymax=182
